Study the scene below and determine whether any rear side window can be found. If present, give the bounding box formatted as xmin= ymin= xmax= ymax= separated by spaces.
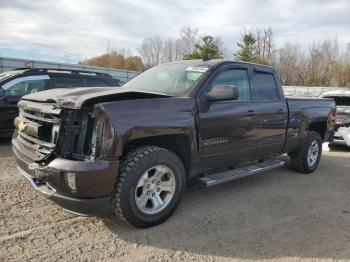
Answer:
xmin=102 ymin=77 xmax=120 ymax=86
xmin=50 ymin=75 xmax=85 ymax=88
xmin=109 ymin=78 xmax=121 ymax=86
xmin=254 ymin=72 xmax=279 ymax=101
xmin=85 ymin=78 xmax=110 ymax=87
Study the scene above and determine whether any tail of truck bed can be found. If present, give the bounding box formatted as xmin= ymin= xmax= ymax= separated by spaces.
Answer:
xmin=283 ymin=97 xmax=336 ymax=153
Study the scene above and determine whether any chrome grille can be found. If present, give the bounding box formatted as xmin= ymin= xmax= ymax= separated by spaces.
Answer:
xmin=22 ymin=109 xmax=61 ymax=124
xmin=16 ymin=103 xmax=61 ymax=161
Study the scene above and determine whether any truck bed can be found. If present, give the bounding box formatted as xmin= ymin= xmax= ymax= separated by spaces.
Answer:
xmin=283 ymin=96 xmax=335 ymax=153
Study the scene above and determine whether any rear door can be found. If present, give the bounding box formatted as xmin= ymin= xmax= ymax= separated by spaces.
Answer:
xmin=197 ymin=64 xmax=259 ymax=170
xmin=250 ymin=68 xmax=288 ymax=157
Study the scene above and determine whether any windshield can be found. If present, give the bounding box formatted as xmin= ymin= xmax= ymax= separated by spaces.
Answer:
xmin=122 ymin=63 xmax=209 ymax=96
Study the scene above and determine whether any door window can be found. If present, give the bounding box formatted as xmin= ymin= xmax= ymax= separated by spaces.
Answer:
xmin=2 ymin=75 xmax=49 ymax=96
xmin=210 ymin=69 xmax=251 ymax=102
xmin=254 ymin=72 xmax=279 ymax=101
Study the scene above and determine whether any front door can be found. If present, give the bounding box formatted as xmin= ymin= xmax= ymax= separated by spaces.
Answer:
xmin=197 ymin=65 xmax=259 ymax=171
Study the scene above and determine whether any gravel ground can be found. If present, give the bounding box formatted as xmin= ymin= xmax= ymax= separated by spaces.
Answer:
xmin=1 ymin=138 xmax=350 ymax=262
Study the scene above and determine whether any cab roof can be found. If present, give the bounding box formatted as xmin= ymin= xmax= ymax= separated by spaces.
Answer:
xmin=161 ymin=59 xmax=275 ymax=71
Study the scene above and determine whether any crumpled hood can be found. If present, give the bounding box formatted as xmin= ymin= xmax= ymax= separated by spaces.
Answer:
xmin=21 ymin=87 xmax=172 ymax=109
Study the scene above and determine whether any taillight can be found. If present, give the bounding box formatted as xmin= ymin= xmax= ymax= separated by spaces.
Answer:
xmin=330 ymin=107 xmax=337 ymax=124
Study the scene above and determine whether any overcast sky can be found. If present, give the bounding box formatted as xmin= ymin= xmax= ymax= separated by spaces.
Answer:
xmin=0 ymin=0 xmax=349 ymax=63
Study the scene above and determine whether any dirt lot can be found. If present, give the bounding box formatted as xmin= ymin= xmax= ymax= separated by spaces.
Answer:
xmin=1 ymin=139 xmax=350 ymax=262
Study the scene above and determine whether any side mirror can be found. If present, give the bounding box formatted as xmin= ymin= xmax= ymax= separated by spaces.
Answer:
xmin=205 ymin=85 xmax=239 ymax=102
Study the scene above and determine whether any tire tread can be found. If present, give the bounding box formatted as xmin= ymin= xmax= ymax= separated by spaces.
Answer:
xmin=289 ymin=131 xmax=322 ymax=174
xmin=113 ymin=146 xmax=184 ymax=228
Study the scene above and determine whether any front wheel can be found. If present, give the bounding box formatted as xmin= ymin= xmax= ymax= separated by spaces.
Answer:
xmin=112 ymin=146 xmax=185 ymax=228
xmin=289 ymin=131 xmax=322 ymax=174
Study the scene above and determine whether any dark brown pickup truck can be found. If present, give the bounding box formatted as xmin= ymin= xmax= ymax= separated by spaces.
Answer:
xmin=12 ymin=59 xmax=336 ymax=228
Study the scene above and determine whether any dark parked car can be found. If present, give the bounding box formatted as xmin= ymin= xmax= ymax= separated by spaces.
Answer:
xmin=0 ymin=68 xmax=120 ymax=137
xmin=12 ymin=59 xmax=335 ymax=228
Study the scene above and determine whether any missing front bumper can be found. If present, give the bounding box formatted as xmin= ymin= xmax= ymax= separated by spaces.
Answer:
xmin=12 ymin=137 xmax=119 ymax=216
xmin=18 ymin=165 xmax=112 ymax=216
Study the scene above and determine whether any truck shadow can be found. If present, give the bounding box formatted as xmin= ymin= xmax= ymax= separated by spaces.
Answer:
xmin=328 ymin=144 xmax=350 ymax=152
xmin=103 ymin=153 xmax=350 ymax=260
xmin=0 ymin=138 xmax=12 ymax=158
xmin=0 ymin=137 xmax=12 ymax=144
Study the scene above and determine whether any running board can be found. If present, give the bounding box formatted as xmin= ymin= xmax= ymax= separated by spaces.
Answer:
xmin=199 ymin=159 xmax=285 ymax=187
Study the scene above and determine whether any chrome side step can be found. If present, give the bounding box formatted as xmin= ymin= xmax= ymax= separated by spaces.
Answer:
xmin=199 ymin=159 xmax=285 ymax=187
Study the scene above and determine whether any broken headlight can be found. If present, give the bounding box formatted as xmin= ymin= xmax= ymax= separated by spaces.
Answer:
xmin=90 ymin=115 xmax=104 ymax=160
xmin=90 ymin=109 xmax=116 ymax=160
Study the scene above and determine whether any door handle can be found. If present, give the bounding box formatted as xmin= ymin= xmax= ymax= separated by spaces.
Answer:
xmin=246 ymin=110 xmax=256 ymax=116
xmin=277 ymin=109 xmax=284 ymax=115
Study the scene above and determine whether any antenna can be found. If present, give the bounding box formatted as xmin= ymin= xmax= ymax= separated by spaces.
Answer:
xmin=107 ymin=40 xmax=110 ymax=69
xmin=203 ymin=54 xmax=210 ymax=61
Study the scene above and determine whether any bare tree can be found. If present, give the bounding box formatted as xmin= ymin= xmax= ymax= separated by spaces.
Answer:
xmin=273 ymin=38 xmax=350 ymax=87
xmin=139 ymin=26 xmax=200 ymax=67
xmin=174 ymin=38 xmax=185 ymax=60
xmin=162 ymin=39 xmax=174 ymax=63
xmin=179 ymin=26 xmax=199 ymax=56
xmin=138 ymin=36 xmax=164 ymax=69
xmin=162 ymin=38 xmax=185 ymax=63
xmin=234 ymin=27 xmax=275 ymax=63
xmin=304 ymin=39 xmax=339 ymax=86
xmin=255 ymin=27 xmax=275 ymax=64
xmin=273 ymin=42 xmax=306 ymax=85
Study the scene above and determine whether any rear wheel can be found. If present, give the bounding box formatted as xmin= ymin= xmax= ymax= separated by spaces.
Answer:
xmin=289 ymin=131 xmax=322 ymax=174
xmin=112 ymin=146 xmax=185 ymax=228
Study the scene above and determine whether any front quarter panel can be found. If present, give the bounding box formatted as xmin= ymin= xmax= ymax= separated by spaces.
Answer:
xmin=98 ymin=97 xmax=198 ymax=159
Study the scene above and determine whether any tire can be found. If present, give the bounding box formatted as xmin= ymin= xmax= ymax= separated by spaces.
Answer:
xmin=289 ymin=131 xmax=322 ymax=174
xmin=112 ymin=146 xmax=185 ymax=228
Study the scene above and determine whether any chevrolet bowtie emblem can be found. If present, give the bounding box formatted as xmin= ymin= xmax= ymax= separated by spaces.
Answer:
xmin=17 ymin=121 xmax=26 ymax=132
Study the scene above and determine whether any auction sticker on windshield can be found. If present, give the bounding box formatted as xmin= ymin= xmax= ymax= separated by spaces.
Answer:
xmin=185 ymin=66 xmax=209 ymax=73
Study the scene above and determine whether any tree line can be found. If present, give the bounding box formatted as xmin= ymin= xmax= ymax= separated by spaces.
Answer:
xmin=80 ymin=26 xmax=350 ymax=87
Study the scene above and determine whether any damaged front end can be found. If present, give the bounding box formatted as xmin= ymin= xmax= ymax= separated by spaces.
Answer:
xmin=12 ymin=100 xmax=119 ymax=215
xmin=54 ymin=104 xmax=117 ymax=162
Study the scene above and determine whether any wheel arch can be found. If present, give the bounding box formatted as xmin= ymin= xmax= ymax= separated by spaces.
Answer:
xmin=307 ymin=121 xmax=327 ymax=140
xmin=121 ymin=134 xmax=195 ymax=177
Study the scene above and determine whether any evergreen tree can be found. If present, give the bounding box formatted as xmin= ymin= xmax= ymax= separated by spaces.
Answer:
xmin=184 ymin=36 xmax=223 ymax=60
xmin=234 ymin=33 xmax=257 ymax=62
